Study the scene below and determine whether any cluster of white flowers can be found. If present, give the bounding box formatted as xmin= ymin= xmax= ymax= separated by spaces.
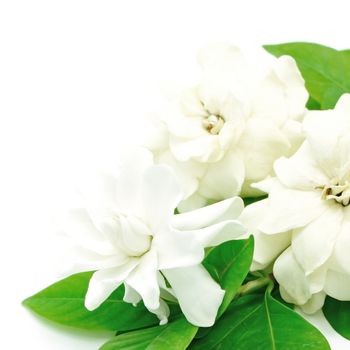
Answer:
xmin=147 ymin=43 xmax=308 ymax=212
xmin=241 ymin=94 xmax=350 ymax=313
xmin=60 ymin=42 xmax=350 ymax=327
xmin=59 ymin=149 xmax=245 ymax=326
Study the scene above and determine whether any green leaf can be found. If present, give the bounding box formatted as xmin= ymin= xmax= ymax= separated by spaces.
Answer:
xmin=22 ymin=272 xmax=166 ymax=331
xmin=306 ymin=96 xmax=321 ymax=110
xmin=203 ymin=236 xmax=254 ymax=316
xmin=100 ymin=317 xmax=198 ymax=349
xmin=323 ymin=297 xmax=350 ymax=340
xmin=342 ymin=49 xmax=350 ymax=59
xmin=264 ymin=42 xmax=350 ymax=109
xmin=190 ymin=289 xmax=330 ymax=350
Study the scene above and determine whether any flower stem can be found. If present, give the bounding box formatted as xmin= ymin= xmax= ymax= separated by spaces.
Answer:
xmin=237 ymin=275 xmax=273 ymax=297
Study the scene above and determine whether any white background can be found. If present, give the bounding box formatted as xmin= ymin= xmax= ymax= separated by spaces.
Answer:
xmin=1 ymin=0 xmax=350 ymax=349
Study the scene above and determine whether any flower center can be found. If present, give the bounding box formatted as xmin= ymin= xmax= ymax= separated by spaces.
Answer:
xmin=321 ymin=180 xmax=350 ymax=207
xmin=203 ymin=114 xmax=225 ymax=135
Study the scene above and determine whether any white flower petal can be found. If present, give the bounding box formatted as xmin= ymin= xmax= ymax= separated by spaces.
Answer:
xmin=170 ymin=134 xmax=223 ymax=163
xmin=334 ymin=93 xmax=350 ymax=113
xmin=77 ymin=172 xmax=119 ymax=228
xmin=191 ymin=220 xmax=246 ymax=248
xmin=259 ymin=182 xmax=327 ymax=234
xmin=158 ymin=272 xmax=177 ymax=302
xmin=238 ymin=118 xmax=290 ymax=184
xmin=154 ymin=229 xmax=204 ymax=269
xmin=198 ymin=43 xmax=257 ymax=104
xmin=97 ymin=215 xmax=152 ymax=258
xmin=148 ymin=299 xmax=170 ymax=326
xmin=217 ymin=103 xmax=245 ymax=145
xmin=142 ymin=165 xmax=183 ymax=231
xmin=180 ymin=87 xmax=208 ymax=119
xmin=251 ymin=228 xmax=292 ymax=271
xmin=239 ymin=198 xmax=267 ymax=229
xmin=85 ymin=259 xmax=138 ymax=310
xmin=281 ymin=119 xmax=304 ymax=156
xmin=177 ymin=192 xmax=207 ymax=213
xmin=166 ymin=112 xmax=208 ymax=139
xmin=115 ymin=170 xmax=145 ymax=219
xmin=274 ymin=142 xmax=329 ymax=191
xmin=107 ymin=148 xmax=155 ymax=219
xmin=117 ymin=215 xmax=152 ymax=256
xmin=271 ymin=55 xmax=308 ymax=121
xmin=251 ymin=176 xmax=279 ymax=194
xmin=61 ymin=246 xmax=128 ymax=277
xmin=291 ymin=205 xmax=343 ymax=275
xmin=324 ymin=269 xmax=350 ymax=300
xmin=252 ymin=55 xmax=308 ymax=125
xmin=303 ymin=98 xmax=350 ymax=179
xmin=307 ymin=266 xmax=328 ymax=294
xmin=300 ymin=291 xmax=326 ymax=314
xmin=273 ymin=247 xmax=311 ymax=305
xmin=240 ymin=179 xmax=267 ymax=197
xmin=240 ymin=199 xmax=291 ymax=270
xmin=328 ymin=209 xmax=350 ymax=275
xmin=198 ymin=150 xmax=245 ymax=200
xmin=279 ymin=286 xmax=295 ymax=305
xmin=126 ymin=250 xmax=160 ymax=310
xmin=78 ymin=149 xmax=153 ymax=223
xmin=144 ymin=116 xmax=169 ymax=153
xmin=173 ymin=197 xmax=244 ymax=230
xmin=162 ymin=265 xmax=224 ymax=327
xmin=57 ymin=209 xmax=115 ymax=255
xmin=198 ymin=43 xmax=245 ymax=73
xmin=123 ymin=283 xmax=142 ymax=305
xmin=167 ymin=114 xmax=206 ymax=139
xmin=155 ymin=150 xmax=206 ymax=200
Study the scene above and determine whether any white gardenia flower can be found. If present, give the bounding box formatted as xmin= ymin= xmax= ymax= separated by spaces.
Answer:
xmin=240 ymin=94 xmax=350 ymax=314
xmin=147 ymin=43 xmax=308 ymax=212
xmin=58 ymin=148 xmax=246 ymax=327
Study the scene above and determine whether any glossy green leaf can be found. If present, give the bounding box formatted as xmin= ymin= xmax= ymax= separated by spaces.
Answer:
xmin=22 ymin=272 xmax=164 ymax=331
xmin=323 ymin=297 xmax=350 ymax=340
xmin=306 ymin=96 xmax=321 ymax=110
xmin=342 ymin=49 xmax=350 ymax=58
xmin=264 ymin=42 xmax=350 ymax=109
xmin=100 ymin=317 xmax=198 ymax=350
xmin=203 ymin=236 xmax=254 ymax=316
xmin=191 ymin=290 xmax=330 ymax=350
